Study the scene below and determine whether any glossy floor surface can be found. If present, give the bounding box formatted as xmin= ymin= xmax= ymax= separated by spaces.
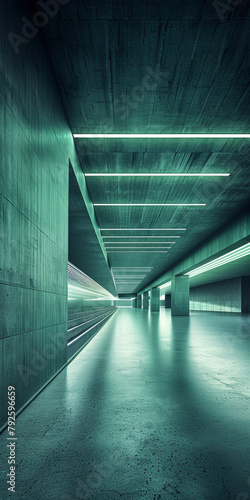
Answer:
xmin=1 ymin=309 xmax=250 ymax=500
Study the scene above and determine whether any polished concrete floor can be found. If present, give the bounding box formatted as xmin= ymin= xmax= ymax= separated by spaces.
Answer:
xmin=1 ymin=309 xmax=250 ymax=500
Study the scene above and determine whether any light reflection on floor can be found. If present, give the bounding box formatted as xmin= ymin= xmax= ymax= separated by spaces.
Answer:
xmin=0 ymin=309 xmax=250 ymax=500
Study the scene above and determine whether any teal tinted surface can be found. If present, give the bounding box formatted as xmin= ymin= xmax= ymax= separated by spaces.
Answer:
xmin=1 ymin=309 xmax=250 ymax=499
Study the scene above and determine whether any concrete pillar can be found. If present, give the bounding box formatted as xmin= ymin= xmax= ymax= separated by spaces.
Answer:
xmin=165 ymin=294 xmax=171 ymax=308
xmin=171 ymin=275 xmax=189 ymax=316
xmin=143 ymin=291 xmax=149 ymax=309
xmin=132 ymin=299 xmax=136 ymax=308
xmin=134 ymin=298 xmax=138 ymax=308
xmin=137 ymin=294 xmax=142 ymax=308
xmin=150 ymin=287 xmax=160 ymax=312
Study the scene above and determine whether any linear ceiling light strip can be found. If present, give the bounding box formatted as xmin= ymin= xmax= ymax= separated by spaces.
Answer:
xmin=159 ymin=281 xmax=171 ymax=289
xmin=73 ymin=133 xmax=250 ymax=138
xmin=101 ymin=228 xmax=186 ymax=231
xmin=185 ymin=243 xmax=250 ymax=278
xmin=106 ymin=241 xmax=177 ymax=243
xmin=85 ymin=173 xmax=230 ymax=177
xmin=95 ymin=203 xmax=206 ymax=206
xmin=103 ymin=236 xmax=180 ymax=238
xmin=106 ymin=247 xmax=171 ymax=249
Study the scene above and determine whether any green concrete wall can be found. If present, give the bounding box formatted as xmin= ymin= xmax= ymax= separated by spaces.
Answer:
xmin=0 ymin=1 xmax=84 ymax=429
xmin=190 ymin=278 xmax=242 ymax=313
xmin=114 ymin=300 xmax=132 ymax=307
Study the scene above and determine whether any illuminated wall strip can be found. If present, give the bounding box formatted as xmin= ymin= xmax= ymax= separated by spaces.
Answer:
xmin=74 ymin=133 xmax=250 ymax=138
xmin=95 ymin=203 xmax=205 ymax=207
xmin=85 ymin=173 xmax=230 ymax=177
xmin=67 ymin=310 xmax=115 ymax=346
xmin=185 ymin=243 xmax=250 ymax=278
xmin=68 ymin=284 xmax=105 ymax=297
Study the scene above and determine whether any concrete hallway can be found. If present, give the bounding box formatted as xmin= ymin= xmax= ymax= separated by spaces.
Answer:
xmin=1 ymin=309 xmax=250 ymax=500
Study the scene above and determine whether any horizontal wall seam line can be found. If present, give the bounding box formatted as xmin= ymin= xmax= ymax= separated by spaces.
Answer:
xmin=0 ymin=323 xmax=67 ymax=340
xmin=0 ymin=281 xmax=67 ymax=295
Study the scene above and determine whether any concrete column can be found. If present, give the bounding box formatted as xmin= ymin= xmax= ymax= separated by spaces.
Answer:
xmin=150 ymin=287 xmax=160 ymax=312
xmin=165 ymin=294 xmax=171 ymax=308
xmin=131 ymin=299 xmax=136 ymax=308
xmin=134 ymin=298 xmax=138 ymax=308
xmin=137 ymin=294 xmax=142 ymax=308
xmin=143 ymin=291 xmax=149 ymax=309
xmin=171 ymin=275 xmax=189 ymax=316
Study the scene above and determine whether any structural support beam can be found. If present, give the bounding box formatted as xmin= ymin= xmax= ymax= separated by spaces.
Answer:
xmin=139 ymin=208 xmax=250 ymax=297
xmin=171 ymin=275 xmax=189 ymax=316
xmin=165 ymin=294 xmax=171 ymax=308
xmin=143 ymin=291 xmax=149 ymax=309
xmin=150 ymin=287 xmax=160 ymax=312
xmin=137 ymin=294 xmax=142 ymax=309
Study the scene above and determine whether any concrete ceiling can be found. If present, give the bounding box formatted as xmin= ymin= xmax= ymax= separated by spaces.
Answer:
xmin=37 ymin=0 xmax=250 ymax=295
xmin=159 ymin=253 xmax=250 ymax=296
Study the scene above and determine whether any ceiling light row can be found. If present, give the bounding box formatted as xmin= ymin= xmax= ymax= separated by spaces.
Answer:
xmin=74 ymin=133 xmax=250 ymax=138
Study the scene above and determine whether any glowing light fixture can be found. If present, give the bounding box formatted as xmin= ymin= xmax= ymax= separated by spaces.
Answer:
xmin=95 ymin=203 xmax=206 ymax=206
xmin=185 ymin=243 xmax=250 ymax=278
xmin=104 ymin=241 xmax=176 ymax=244
xmin=101 ymin=228 xmax=186 ymax=231
xmin=159 ymin=281 xmax=171 ymax=289
xmin=106 ymin=246 xmax=171 ymax=249
xmin=103 ymin=236 xmax=180 ymax=238
xmin=85 ymin=173 xmax=230 ymax=177
xmin=74 ymin=133 xmax=250 ymax=139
